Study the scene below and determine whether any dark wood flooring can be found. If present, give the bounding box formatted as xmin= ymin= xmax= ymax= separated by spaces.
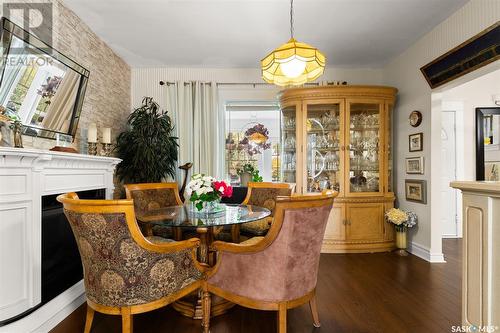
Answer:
xmin=51 ymin=239 xmax=461 ymax=333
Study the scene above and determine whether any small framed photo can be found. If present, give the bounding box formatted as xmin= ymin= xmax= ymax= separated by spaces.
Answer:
xmin=405 ymin=179 xmax=427 ymax=204
xmin=406 ymin=157 xmax=424 ymax=174
xmin=409 ymin=133 xmax=423 ymax=152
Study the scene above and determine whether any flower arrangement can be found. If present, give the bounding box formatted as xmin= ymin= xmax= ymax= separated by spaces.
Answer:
xmin=385 ymin=208 xmax=418 ymax=232
xmin=37 ymin=76 xmax=62 ymax=100
xmin=186 ymin=174 xmax=233 ymax=211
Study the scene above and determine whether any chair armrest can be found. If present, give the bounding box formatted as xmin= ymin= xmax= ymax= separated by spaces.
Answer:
xmin=126 ymin=214 xmax=201 ymax=254
xmin=142 ymin=237 xmax=201 ymax=254
xmin=211 ymin=236 xmax=269 ymax=254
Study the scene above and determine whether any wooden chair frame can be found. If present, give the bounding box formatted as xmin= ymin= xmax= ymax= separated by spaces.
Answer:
xmin=124 ymin=182 xmax=184 ymax=240
xmin=202 ymin=191 xmax=337 ymax=333
xmin=57 ymin=193 xmax=206 ymax=333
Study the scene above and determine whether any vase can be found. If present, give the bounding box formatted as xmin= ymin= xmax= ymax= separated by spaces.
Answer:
xmin=395 ymin=227 xmax=409 ymax=256
xmin=240 ymin=172 xmax=252 ymax=187
xmin=191 ymin=199 xmax=223 ymax=216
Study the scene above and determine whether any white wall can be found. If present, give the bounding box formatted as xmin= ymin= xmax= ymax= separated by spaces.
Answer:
xmin=382 ymin=0 xmax=500 ymax=262
xmin=131 ymin=67 xmax=383 ymax=109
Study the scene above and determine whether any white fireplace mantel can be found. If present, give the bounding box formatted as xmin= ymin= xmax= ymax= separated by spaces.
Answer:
xmin=0 ymin=147 xmax=121 ymax=332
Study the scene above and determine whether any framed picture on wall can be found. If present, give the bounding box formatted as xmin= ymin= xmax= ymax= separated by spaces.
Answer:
xmin=405 ymin=179 xmax=427 ymax=204
xmin=409 ymin=133 xmax=423 ymax=152
xmin=406 ymin=157 xmax=424 ymax=174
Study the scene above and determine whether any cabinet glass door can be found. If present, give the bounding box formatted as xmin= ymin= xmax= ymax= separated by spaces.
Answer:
xmin=305 ymin=102 xmax=343 ymax=193
xmin=346 ymin=101 xmax=383 ymax=194
xmin=281 ymin=105 xmax=297 ymax=184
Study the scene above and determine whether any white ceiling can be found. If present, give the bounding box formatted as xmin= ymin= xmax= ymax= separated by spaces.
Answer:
xmin=62 ymin=0 xmax=468 ymax=68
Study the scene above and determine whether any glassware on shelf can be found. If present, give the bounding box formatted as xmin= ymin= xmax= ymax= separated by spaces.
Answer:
xmin=348 ymin=103 xmax=381 ymax=193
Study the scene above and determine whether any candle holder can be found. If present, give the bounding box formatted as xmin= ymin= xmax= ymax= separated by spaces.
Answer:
xmin=100 ymin=143 xmax=113 ymax=156
xmin=88 ymin=142 xmax=98 ymax=156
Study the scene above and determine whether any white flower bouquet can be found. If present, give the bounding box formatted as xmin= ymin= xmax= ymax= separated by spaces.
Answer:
xmin=185 ymin=174 xmax=233 ymax=211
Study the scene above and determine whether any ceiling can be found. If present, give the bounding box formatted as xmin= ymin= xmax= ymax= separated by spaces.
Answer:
xmin=62 ymin=0 xmax=468 ymax=68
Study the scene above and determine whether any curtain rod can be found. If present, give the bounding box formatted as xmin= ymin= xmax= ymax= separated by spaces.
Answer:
xmin=158 ymin=80 xmax=321 ymax=87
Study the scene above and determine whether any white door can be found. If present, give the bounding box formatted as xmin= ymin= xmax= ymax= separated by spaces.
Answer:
xmin=441 ymin=111 xmax=458 ymax=238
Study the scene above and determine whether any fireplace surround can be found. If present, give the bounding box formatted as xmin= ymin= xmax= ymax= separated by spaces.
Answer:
xmin=0 ymin=147 xmax=120 ymax=332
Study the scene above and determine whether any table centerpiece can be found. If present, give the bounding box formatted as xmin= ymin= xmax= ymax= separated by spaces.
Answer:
xmin=186 ymin=173 xmax=233 ymax=214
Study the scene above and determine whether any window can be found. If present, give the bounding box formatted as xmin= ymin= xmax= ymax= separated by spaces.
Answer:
xmin=225 ymin=101 xmax=280 ymax=184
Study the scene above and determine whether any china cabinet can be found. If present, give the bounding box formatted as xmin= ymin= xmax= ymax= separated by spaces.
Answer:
xmin=279 ymin=85 xmax=397 ymax=253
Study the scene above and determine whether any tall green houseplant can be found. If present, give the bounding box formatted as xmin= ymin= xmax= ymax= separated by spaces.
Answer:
xmin=116 ymin=97 xmax=178 ymax=183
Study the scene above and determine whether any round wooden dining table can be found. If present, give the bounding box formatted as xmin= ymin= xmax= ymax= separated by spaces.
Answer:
xmin=135 ymin=203 xmax=271 ymax=319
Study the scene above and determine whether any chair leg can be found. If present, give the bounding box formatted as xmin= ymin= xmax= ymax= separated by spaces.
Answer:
xmin=121 ymin=307 xmax=133 ymax=333
xmin=202 ymin=284 xmax=211 ymax=333
xmin=277 ymin=303 xmax=287 ymax=333
xmin=84 ymin=304 xmax=94 ymax=333
xmin=309 ymin=295 xmax=321 ymax=328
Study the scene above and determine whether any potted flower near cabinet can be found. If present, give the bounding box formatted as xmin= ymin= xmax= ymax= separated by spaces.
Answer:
xmin=237 ymin=163 xmax=263 ymax=186
xmin=385 ymin=208 xmax=418 ymax=256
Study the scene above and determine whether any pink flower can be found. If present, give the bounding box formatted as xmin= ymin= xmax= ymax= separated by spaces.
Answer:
xmin=213 ymin=181 xmax=233 ymax=198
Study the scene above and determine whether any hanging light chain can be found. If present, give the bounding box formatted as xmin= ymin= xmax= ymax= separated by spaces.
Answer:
xmin=290 ymin=0 xmax=294 ymax=39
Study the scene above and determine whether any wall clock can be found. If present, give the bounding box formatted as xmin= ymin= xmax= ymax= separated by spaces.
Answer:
xmin=409 ymin=111 xmax=422 ymax=127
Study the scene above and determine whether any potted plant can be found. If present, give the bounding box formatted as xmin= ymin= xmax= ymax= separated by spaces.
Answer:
xmin=185 ymin=174 xmax=233 ymax=212
xmin=385 ymin=208 xmax=418 ymax=256
xmin=115 ymin=97 xmax=178 ymax=184
xmin=237 ymin=163 xmax=263 ymax=186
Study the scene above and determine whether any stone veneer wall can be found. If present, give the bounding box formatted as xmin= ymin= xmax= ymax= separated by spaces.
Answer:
xmin=5 ymin=0 xmax=131 ymax=150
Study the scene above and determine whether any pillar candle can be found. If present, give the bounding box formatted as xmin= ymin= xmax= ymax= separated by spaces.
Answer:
xmin=102 ymin=127 xmax=111 ymax=144
xmin=88 ymin=123 xmax=97 ymax=143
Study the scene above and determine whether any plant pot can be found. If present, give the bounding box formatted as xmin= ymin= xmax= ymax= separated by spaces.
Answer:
xmin=240 ymin=172 xmax=252 ymax=187
xmin=395 ymin=228 xmax=409 ymax=256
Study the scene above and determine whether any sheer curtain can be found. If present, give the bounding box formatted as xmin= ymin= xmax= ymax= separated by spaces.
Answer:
xmin=165 ymin=81 xmax=224 ymax=182
xmin=42 ymin=70 xmax=80 ymax=132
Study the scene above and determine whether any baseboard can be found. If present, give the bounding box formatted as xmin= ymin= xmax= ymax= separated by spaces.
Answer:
xmin=0 ymin=280 xmax=85 ymax=333
xmin=408 ymin=241 xmax=446 ymax=263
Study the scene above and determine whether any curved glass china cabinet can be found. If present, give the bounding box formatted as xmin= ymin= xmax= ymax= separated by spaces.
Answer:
xmin=279 ymin=86 xmax=397 ymax=253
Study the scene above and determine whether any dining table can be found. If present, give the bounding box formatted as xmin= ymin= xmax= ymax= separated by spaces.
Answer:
xmin=135 ymin=203 xmax=271 ymax=319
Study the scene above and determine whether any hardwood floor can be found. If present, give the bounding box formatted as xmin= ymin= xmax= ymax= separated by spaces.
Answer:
xmin=51 ymin=239 xmax=461 ymax=333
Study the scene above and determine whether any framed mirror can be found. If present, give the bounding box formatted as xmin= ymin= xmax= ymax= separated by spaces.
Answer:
xmin=0 ymin=18 xmax=89 ymax=141
xmin=476 ymin=107 xmax=500 ymax=180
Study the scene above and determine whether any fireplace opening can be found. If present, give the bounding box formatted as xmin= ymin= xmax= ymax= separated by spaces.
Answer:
xmin=42 ymin=188 xmax=105 ymax=304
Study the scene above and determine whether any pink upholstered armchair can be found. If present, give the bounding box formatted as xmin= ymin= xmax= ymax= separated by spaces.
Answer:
xmin=201 ymin=191 xmax=337 ymax=333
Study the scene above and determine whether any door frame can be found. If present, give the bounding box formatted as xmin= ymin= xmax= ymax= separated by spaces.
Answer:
xmin=441 ymin=110 xmax=459 ymax=238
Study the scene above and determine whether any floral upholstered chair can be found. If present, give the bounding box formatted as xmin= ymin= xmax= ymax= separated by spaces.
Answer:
xmin=124 ymin=182 xmax=183 ymax=240
xmin=201 ymin=191 xmax=337 ymax=333
xmin=57 ymin=193 xmax=204 ymax=333
xmin=238 ymin=182 xmax=294 ymax=239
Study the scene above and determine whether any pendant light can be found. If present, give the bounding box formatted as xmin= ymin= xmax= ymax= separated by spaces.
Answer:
xmin=261 ymin=0 xmax=326 ymax=86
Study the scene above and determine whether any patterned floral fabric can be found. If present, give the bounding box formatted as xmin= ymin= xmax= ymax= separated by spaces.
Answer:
xmin=130 ymin=188 xmax=179 ymax=216
xmin=63 ymin=210 xmax=202 ymax=307
xmin=241 ymin=187 xmax=292 ymax=236
xmin=130 ymin=188 xmax=179 ymax=239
